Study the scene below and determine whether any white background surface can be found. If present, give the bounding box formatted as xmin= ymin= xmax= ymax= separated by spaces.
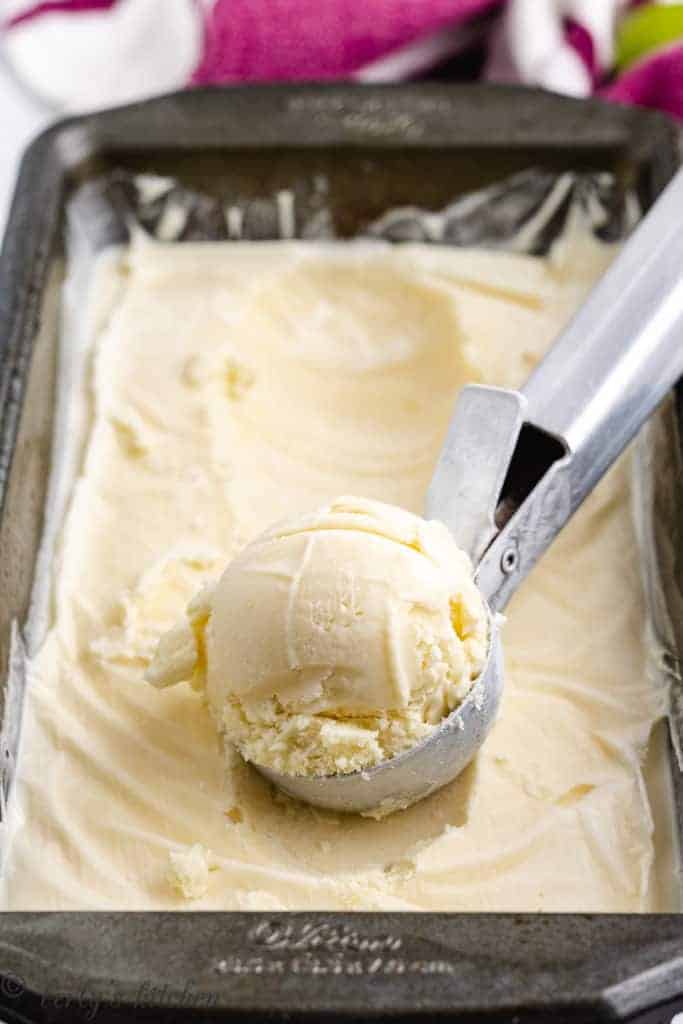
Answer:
xmin=0 ymin=53 xmax=51 ymax=236
xmin=0 ymin=0 xmax=201 ymax=239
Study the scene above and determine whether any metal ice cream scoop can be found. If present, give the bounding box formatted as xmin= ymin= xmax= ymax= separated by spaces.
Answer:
xmin=259 ymin=167 xmax=683 ymax=815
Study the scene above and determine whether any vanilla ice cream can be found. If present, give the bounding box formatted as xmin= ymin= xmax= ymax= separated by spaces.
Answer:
xmin=148 ymin=496 xmax=487 ymax=776
xmin=0 ymin=233 xmax=675 ymax=911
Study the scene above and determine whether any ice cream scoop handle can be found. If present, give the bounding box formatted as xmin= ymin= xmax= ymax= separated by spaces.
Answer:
xmin=429 ymin=168 xmax=683 ymax=611
xmin=522 ymin=166 xmax=683 ymax=516
xmin=486 ymin=167 xmax=683 ymax=608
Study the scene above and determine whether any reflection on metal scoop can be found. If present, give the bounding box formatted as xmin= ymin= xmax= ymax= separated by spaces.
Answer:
xmin=259 ymin=168 xmax=683 ymax=815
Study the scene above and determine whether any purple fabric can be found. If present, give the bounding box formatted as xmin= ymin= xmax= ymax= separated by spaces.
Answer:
xmin=193 ymin=0 xmax=502 ymax=83
xmin=2 ymin=0 xmax=682 ymax=122
xmin=7 ymin=0 xmax=116 ymax=30
xmin=565 ymin=18 xmax=598 ymax=85
xmin=604 ymin=41 xmax=683 ymax=120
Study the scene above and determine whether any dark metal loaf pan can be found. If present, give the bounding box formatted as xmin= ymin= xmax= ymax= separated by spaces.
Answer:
xmin=0 ymin=85 xmax=681 ymax=1024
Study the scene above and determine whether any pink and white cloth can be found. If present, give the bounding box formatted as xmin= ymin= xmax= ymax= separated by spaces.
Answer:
xmin=2 ymin=0 xmax=682 ymax=119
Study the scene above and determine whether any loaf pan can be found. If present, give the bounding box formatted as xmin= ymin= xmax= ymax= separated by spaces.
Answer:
xmin=0 ymin=84 xmax=681 ymax=1023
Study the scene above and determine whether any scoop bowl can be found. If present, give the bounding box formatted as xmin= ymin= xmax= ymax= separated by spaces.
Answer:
xmin=256 ymin=605 xmax=503 ymax=816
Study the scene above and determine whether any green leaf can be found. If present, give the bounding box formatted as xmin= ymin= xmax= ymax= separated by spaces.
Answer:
xmin=616 ymin=3 xmax=683 ymax=70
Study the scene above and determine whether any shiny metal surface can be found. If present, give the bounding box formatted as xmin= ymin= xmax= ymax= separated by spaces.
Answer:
xmin=263 ymin=168 xmax=683 ymax=815
xmin=426 ymin=384 xmax=526 ymax=566
xmin=479 ymin=167 xmax=683 ymax=611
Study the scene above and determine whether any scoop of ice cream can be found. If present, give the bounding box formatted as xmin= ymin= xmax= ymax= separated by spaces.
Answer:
xmin=147 ymin=496 xmax=488 ymax=776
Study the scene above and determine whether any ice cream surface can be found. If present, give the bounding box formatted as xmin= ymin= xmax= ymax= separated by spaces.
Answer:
xmin=148 ymin=496 xmax=488 ymax=777
xmin=0 ymin=230 xmax=675 ymax=911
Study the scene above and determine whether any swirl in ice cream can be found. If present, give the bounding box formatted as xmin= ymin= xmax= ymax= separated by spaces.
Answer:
xmin=147 ymin=496 xmax=487 ymax=777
